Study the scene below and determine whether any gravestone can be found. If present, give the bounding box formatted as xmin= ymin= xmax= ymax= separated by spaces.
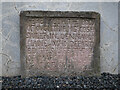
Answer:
xmin=20 ymin=11 xmax=100 ymax=77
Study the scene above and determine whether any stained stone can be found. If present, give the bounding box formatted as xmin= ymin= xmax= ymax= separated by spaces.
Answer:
xmin=20 ymin=11 xmax=100 ymax=77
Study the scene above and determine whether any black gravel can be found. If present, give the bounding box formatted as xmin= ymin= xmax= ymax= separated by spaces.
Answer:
xmin=1 ymin=73 xmax=120 ymax=89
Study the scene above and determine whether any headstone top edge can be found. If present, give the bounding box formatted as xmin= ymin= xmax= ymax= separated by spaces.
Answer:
xmin=20 ymin=11 xmax=100 ymax=19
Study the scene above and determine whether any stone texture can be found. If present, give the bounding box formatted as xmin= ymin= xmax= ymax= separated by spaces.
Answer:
xmin=20 ymin=11 xmax=100 ymax=77
xmin=0 ymin=2 xmax=2 ymax=90
xmin=1 ymin=2 xmax=119 ymax=76
xmin=119 ymin=2 xmax=120 ymax=74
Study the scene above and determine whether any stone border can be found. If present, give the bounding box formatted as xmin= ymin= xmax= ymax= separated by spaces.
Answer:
xmin=20 ymin=11 xmax=100 ymax=77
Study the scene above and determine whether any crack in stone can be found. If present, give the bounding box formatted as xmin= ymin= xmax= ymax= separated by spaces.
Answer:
xmin=1 ymin=2 xmax=119 ymax=75
xmin=13 ymin=2 xmax=20 ymax=15
xmin=102 ymin=18 xmax=117 ymax=32
xmin=0 ymin=53 xmax=12 ymax=63
xmin=2 ymin=3 xmax=44 ymax=18
xmin=98 ymin=2 xmax=117 ymax=32
xmin=0 ymin=53 xmax=12 ymax=71
xmin=2 ymin=30 xmax=12 ymax=49
xmin=112 ymin=64 xmax=118 ymax=73
xmin=0 ymin=52 xmax=19 ymax=73
xmin=67 ymin=2 xmax=72 ymax=11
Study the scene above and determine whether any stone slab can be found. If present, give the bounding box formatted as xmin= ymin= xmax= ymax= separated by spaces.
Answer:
xmin=20 ymin=11 xmax=100 ymax=77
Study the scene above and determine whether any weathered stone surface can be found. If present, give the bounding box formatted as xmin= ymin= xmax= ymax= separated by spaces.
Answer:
xmin=1 ymin=2 xmax=118 ymax=77
xmin=20 ymin=11 xmax=100 ymax=77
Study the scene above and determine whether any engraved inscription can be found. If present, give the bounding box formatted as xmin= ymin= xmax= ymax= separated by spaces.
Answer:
xmin=25 ymin=18 xmax=95 ymax=76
